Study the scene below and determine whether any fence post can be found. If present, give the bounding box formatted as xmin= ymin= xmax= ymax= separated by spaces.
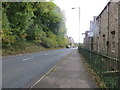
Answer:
xmin=89 ymin=37 xmax=93 ymax=66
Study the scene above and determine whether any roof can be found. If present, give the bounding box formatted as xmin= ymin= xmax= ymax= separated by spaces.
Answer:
xmin=96 ymin=2 xmax=111 ymax=20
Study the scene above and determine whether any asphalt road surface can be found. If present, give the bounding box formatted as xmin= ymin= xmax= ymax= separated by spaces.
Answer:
xmin=2 ymin=48 xmax=74 ymax=88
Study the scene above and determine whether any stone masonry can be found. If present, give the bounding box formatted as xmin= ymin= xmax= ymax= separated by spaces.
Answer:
xmin=84 ymin=1 xmax=119 ymax=58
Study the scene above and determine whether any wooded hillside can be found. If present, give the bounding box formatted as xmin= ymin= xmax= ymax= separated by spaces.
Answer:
xmin=2 ymin=2 xmax=68 ymax=55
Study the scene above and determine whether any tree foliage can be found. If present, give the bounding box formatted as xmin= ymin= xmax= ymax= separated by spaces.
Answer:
xmin=2 ymin=2 xmax=68 ymax=49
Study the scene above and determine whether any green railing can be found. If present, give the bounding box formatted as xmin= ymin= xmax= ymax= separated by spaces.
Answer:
xmin=78 ymin=47 xmax=120 ymax=88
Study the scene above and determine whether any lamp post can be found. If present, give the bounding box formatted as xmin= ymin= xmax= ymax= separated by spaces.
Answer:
xmin=72 ymin=7 xmax=80 ymax=44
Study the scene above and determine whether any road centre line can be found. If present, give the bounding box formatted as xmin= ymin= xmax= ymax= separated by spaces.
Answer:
xmin=45 ymin=53 xmax=48 ymax=55
xmin=22 ymin=57 xmax=34 ymax=61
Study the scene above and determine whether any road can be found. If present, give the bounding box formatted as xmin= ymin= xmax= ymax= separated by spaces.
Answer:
xmin=2 ymin=48 xmax=73 ymax=88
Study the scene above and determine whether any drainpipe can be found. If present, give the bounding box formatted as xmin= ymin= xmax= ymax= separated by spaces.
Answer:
xmin=107 ymin=3 xmax=109 ymax=55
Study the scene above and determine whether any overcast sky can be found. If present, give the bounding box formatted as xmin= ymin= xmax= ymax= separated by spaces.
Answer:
xmin=53 ymin=0 xmax=110 ymax=43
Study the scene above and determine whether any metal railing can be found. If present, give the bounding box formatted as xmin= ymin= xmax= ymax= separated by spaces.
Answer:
xmin=78 ymin=47 xmax=120 ymax=88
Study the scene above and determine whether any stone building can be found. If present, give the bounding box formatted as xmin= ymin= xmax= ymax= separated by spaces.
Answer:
xmin=84 ymin=1 xmax=120 ymax=58
xmin=89 ymin=16 xmax=99 ymax=52
xmin=67 ymin=37 xmax=75 ymax=47
xmin=97 ymin=1 xmax=119 ymax=58
xmin=118 ymin=2 xmax=120 ymax=60
xmin=84 ymin=31 xmax=91 ymax=50
xmin=84 ymin=16 xmax=99 ymax=51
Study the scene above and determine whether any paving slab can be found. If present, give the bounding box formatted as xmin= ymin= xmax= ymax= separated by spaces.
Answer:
xmin=32 ymin=49 xmax=98 ymax=88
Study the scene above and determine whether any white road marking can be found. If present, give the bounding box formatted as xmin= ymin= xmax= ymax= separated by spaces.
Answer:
xmin=19 ymin=54 xmax=23 ymax=55
xmin=22 ymin=57 xmax=34 ymax=61
xmin=45 ymin=53 xmax=48 ymax=55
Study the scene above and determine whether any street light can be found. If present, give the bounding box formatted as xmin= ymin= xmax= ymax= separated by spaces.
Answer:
xmin=72 ymin=7 xmax=80 ymax=44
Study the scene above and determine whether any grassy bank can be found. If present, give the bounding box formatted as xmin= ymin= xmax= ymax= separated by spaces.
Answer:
xmin=2 ymin=41 xmax=64 ymax=56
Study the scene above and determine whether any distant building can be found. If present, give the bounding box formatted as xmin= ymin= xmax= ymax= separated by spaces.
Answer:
xmin=67 ymin=37 xmax=75 ymax=47
xmin=84 ymin=31 xmax=91 ymax=50
xmin=84 ymin=16 xmax=99 ymax=51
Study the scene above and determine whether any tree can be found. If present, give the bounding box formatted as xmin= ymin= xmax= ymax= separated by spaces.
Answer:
xmin=2 ymin=2 xmax=68 ymax=49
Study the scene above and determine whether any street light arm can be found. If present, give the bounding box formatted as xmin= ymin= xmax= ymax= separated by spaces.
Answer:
xmin=72 ymin=7 xmax=80 ymax=9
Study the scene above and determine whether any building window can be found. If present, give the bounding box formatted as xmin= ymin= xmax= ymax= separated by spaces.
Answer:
xmin=103 ymin=34 xmax=106 ymax=52
xmin=111 ymin=31 xmax=115 ymax=53
xmin=106 ymin=41 xmax=109 ymax=47
xmin=103 ymin=34 xmax=105 ymax=42
xmin=111 ymin=31 xmax=115 ymax=38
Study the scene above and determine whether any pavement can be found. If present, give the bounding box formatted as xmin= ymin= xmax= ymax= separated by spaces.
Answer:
xmin=32 ymin=49 xmax=98 ymax=88
xmin=2 ymin=48 xmax=72 ymax=88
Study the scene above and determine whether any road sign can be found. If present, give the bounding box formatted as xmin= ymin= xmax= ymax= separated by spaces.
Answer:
xmin=87 ymin=31 xmax=94 ymax=38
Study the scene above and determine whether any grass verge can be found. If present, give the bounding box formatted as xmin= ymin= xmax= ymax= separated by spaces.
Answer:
xmin=78 ymin=51 xmax=106 ymax=88
xmin=2 ymin=41 xmax=64 ymax=56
